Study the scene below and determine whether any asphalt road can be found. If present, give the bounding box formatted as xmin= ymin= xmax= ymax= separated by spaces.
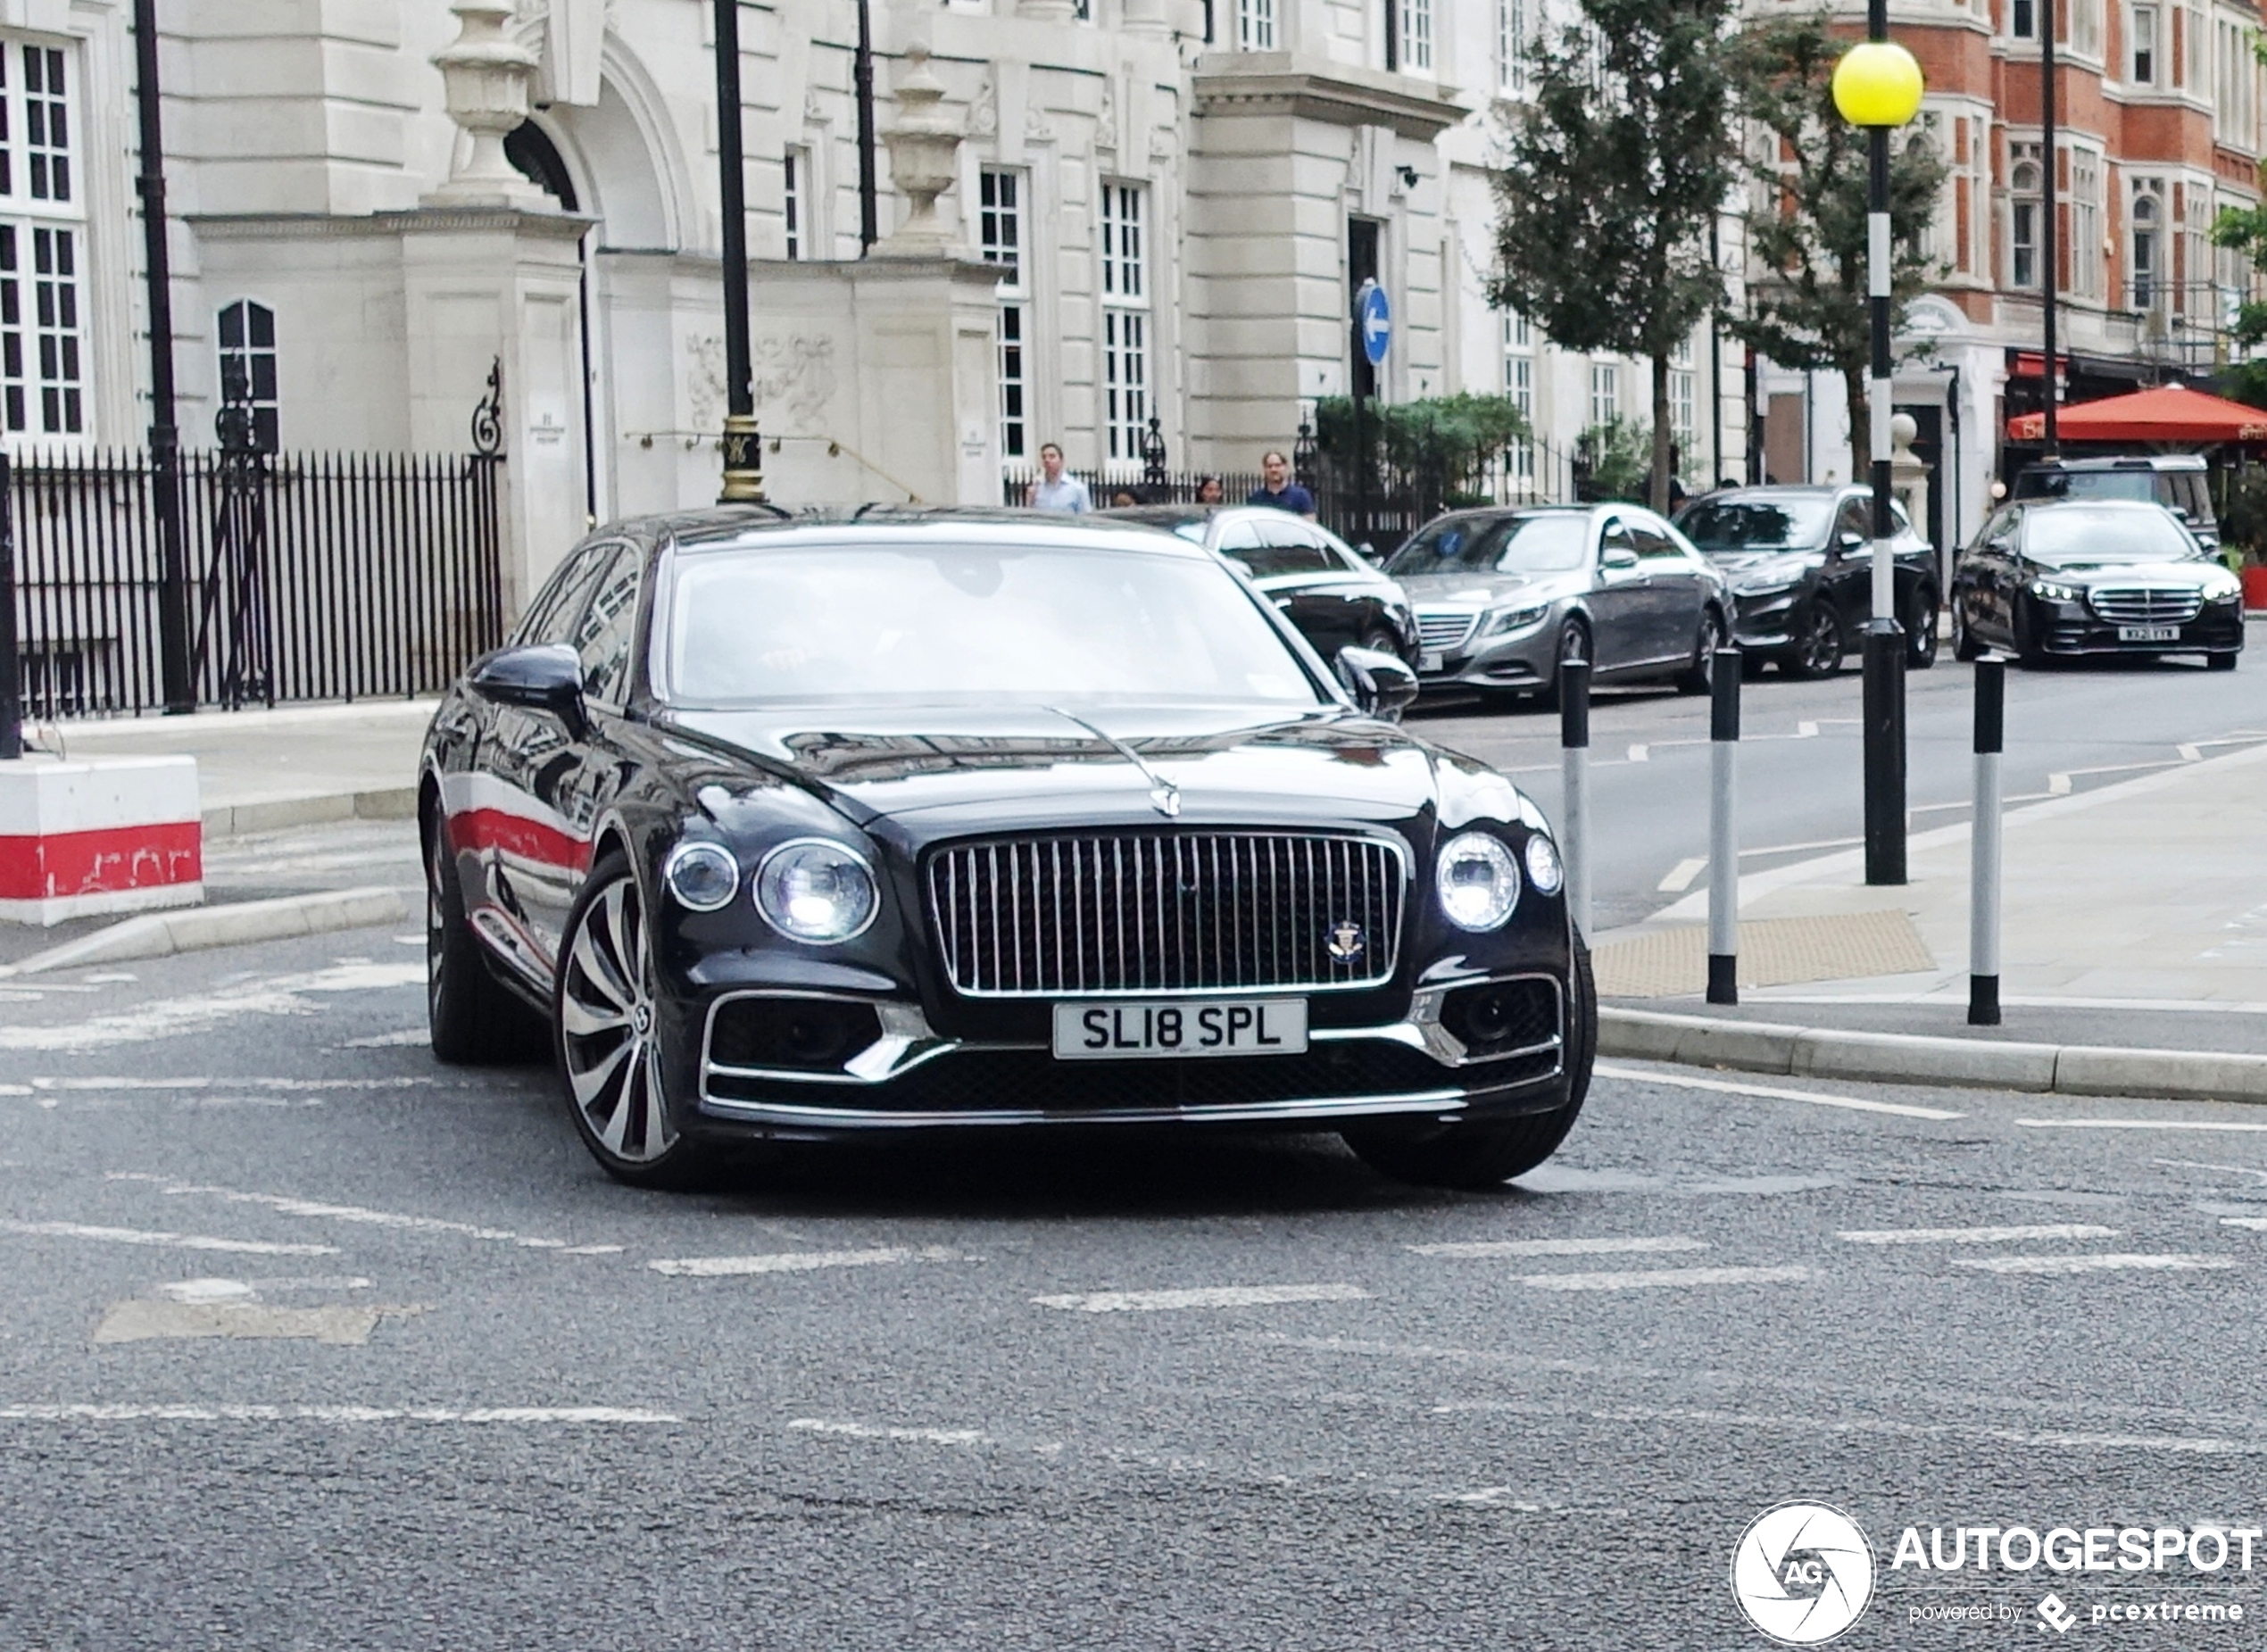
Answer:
xmin=6 ymin=925 xmax=2267 ymax=1648
xmin=1408 ymin=636 xmax=2267 ymax=930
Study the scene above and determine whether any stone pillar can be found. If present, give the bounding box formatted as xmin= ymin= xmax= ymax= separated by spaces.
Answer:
xmin=1890 ymin=411 xmax=1931 ymax=546
xmin=427 ymin=0 xmax=548 ymax=209
xmin=877 ymin=46 xmax=966 ymax=257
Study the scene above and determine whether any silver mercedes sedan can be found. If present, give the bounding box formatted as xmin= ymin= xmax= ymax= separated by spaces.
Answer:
xmin=1386 ymin=504 xmax=1734 ymax=708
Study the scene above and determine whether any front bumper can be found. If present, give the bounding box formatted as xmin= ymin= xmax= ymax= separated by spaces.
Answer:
xmin=1727 ymin=587 xmax=1803 ymax=652
xmin=1413 ymin=611 xmax=1557 ymax=692
xmin=2030 ymin=598 xmax=2244 ymax=656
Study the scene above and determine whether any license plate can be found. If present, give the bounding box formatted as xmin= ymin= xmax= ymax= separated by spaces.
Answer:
xmin=1419 ymin=650 xmax=1443 ymax=673
xmin=2119 ymin=625 xmax=2180 ymax=643
xmin=1051 ymin=999 xmax=1309 ymax=1059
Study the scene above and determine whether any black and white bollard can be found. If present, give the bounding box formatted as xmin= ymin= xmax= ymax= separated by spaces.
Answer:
xmin=1706 ymin=647 xmax=1741 ymax=1005
xmin=1969 ymin=654 xmax=2005 ymax=1026
xmin=1559 ymin=656 xmax=1591 ymax=938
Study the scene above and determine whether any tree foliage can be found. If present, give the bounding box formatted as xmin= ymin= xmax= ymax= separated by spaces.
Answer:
xmin=1576 ymin=417 xmax=1655 ymax=502
xmin=1313 ymin=393 xmax=1532 ymax=506
xmin=1724 ymin=14 xmax=1949 ymax=478
xmin=1489 ymin=0 xmax=1738 ymax=512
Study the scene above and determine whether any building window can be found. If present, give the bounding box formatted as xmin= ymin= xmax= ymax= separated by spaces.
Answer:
xmin=2070 ymin=150 xmax=2102 ymax=298
xmin=1100 ymin=183 xmax=1150 ymax=465
xmin=1497 ymin=0 xmax=1528 ymax=95
xmin=0 ymin=39 xmax=81 ymax=440
xmin=1503 ymin=314 xmax=1533 ymax=484
xmin=2010 ymin=149 xmax=2041 ymax=289
xmin=783 ymin=148 xmax=804 ymax=260
xmin=2012 ymin=0 xmax=2036 ymax=37
xmin=22 ymin=46 xmax=66 ymax=203
xmin=1400 ymin=0 xmax=1434 ymax=71
xmin=2131 ymin=186 xmax=2161 ymax=310
xmin=2218 ymin=20 xmax=2257 ymax=148
xmin=216 ymin=300 xmax=278 ymax=452
xmin=981 ymin=170 xmax=1028 ymax=463
xmin=1236 ymin=0 xmax=1275 ymax=49
xmin=2072 ymin=0 xmax=2102 ymax=57
xmin=2132 ymin=4 xmax=2158 ymax=81
xmin=1589 ymin=362 xmax=1618 ymax=427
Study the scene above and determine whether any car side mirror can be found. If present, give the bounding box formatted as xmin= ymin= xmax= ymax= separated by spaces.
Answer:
xmin=1602 ymin=544 xmax=1640 ymax=571
xmin=1334 ymin=645 xmax=1420 ymax=721
xmin=470 ymin=643 xmax=590 ymax=737
xmin=1837 ymin=530 xmax=1866 ymax=552
xmin=1357 ymin=542 xmax=1381 ymax=563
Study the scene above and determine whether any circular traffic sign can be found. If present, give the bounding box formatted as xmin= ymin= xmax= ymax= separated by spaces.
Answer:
xmin=1355 ymin=279 xmax=1391 ymax=367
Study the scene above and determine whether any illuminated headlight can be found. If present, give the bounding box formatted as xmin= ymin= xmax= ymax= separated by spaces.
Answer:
xmin=661 ymin=841 xmax=739 ymax=911
xmin=2030 ymin=579 xmax=2082 ymax=602
xmin=1436 ymin=831 xmax=1521 ymax=932
xmin=1524 ymin=833 xmax=1565 ymax=897
xmin=2206 ymin=581 xmax=2243 ymax=605
xmin=754 ymin=838 xmax=878 ymax=944
xmin=1483 ymin=603 xmax=1550 ymax=636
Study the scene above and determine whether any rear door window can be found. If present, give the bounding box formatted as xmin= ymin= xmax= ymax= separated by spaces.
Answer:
xmin=1230 ymin=519 xmax=1335 ymax=579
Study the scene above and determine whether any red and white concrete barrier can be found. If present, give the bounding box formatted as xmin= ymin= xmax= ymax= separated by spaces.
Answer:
xmin=0 ymin=755 xmax=203 ymax=926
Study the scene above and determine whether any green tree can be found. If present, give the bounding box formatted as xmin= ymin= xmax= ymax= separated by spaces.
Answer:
xmin=1725 ymin=14 xmax=1949 ymax=480
xmin=1312 ymin=393 xmax=1532 ymax=509
xmin=1577 ymin=417 xmax=1654 ymax=502
xmin=1490 ymin=0 xmax=1737 ymax=512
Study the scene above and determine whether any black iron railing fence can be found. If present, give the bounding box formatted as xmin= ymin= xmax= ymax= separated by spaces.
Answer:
xmin=7 ymin=448 xmax=503 ymax=720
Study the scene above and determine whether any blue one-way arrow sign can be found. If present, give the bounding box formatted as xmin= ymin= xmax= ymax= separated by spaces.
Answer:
xmin=1355 ymin=279 xmax=1391 ymax=367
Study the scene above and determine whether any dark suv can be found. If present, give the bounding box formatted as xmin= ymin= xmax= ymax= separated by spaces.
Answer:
xmin=2013 ymin=455 xmax=2219 ymax=552
xmin=1673 ymin=486 xmax=1940 ymax=677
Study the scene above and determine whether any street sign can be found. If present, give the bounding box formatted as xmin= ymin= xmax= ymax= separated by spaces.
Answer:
xmin=1355 ymin=279 xmax=1391 ymax=368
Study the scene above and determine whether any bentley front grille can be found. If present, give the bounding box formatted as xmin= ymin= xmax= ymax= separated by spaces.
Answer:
xmin=1416 ymin=610 xmax=1479 ymax=653
xmin=2088 ymin=586 xmax=2203 ymax=626
xmin=927 ymin=832 xmax=1408 ymax=997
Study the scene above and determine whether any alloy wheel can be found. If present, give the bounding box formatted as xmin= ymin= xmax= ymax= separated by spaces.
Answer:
xmin=426 ymin=832 xmax=449 ymax=1021
xmin=1798 ymin=606 xmax=1840 ymax=677
xmin=559 ymin=874 xmax=677 ymax=1165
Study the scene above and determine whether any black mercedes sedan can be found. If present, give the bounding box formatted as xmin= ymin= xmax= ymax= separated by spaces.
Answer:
xmin=420 ymin=508 xmax=1593 ymax=1191
xmin=1101 ymin=504 xmax=1420 ymax=666
xmin=1674 ymin=486 xmax=1939 ymax=677
xmin=1952 ymin=499 xmax=2243 ymax=668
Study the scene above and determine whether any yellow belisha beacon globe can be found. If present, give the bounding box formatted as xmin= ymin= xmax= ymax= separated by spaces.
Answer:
xmin=1831 ymin=40 xmax=1926 ymax=128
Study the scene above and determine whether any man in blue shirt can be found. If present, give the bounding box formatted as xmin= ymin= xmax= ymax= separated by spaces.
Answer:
xmin=1028 ymin=443 xmax=1092 ymax=513
xmin=1246 ymin=449 xmax=1316 ymax=519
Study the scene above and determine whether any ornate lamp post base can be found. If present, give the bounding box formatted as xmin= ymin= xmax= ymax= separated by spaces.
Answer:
xmin=719 ymin=413 xmax=767 ymax=504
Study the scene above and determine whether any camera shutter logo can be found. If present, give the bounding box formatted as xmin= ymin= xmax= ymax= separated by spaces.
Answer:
xmin=1731 ymin=1501 xmax=1875 ymax=1645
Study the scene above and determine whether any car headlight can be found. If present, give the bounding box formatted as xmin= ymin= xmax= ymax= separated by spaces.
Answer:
xmin=1483 ymin=603 xmax=1550 ymax=636
xmin=1524 ymin=833 xmax=1564 ymax=897
xmin=754 ymin=838 xmax=878 ymax=944
xmin=662 ymin=841 xmax=740 ymax=912
xmin=1436 ymin=831 xmax=1521 ymax=932
xmin=1733 ymin=577 xmax=1799 ymax=600
xmin=2030 ymin=579 xmax=2081 ymax=602
xmin=2206 ymin=581 xmax=2243 ymax=605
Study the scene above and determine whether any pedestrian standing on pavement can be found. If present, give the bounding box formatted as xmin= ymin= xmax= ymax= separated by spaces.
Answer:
xmin=1028 ymin=443 xmax=1092 ymax=513
xmin=1247 ymin=450 xmax=1316 ymax=519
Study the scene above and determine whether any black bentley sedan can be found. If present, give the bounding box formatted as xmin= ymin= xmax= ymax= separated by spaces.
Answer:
xmin=1101 ymin=503 xmax=1420 ymax=666
xmin=420 ymin=509 xmax=1593 ymax=1191
xmin=1951 ymin=498 xmax=2243 ymax=668
xmin=1674 ymin=486 xmax=1940 ymax=677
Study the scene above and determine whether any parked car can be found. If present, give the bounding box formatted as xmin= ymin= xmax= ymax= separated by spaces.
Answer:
xmin=2013 ymin=454 xmax=2219 ymax=553
xmin=1951 ymin=498 xmax=2243 ymax=668
xmin=420 ymin=507 xmax=1596 ymax=1192
xmin=1382 ymin=503 xmax=1733 ymax=705
xmin=1102 ymin=504 xmax=1419 ymax=666
xmin=1673 ymin=485 xmax=1940 ymax=677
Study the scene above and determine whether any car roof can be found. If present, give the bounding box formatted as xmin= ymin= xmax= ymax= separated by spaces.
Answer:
xmin=1686 ymin=486 xmax=1841 ymax=502
xmin=2019 ymin=454 xmax=2207 ymax=473
xmin=604 ymin=504 xmax=1209 ymax=560
xmin=2012 ymin=497 xmax=2178 ymax=515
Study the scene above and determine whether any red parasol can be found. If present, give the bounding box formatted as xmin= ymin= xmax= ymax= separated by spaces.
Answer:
xmin=2006 ymin=384 xmax=2267 ymax=444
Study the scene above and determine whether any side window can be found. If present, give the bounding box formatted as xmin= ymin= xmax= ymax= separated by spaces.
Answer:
xmin=512 ymin=543 xmax=610 ymax=647
xmin=572 ymin=548 xmax=643 ymax=706
xmin=1243 ymin=519 xmax=1334 ymax=578
xmin=1599 ymin=518 xmax=1637 ymax=562
xmin=1627 ymin=517 xmax=1682 ymax=561
xmin=1315 ymin=524 xmax=1371 ymax=573
xmin=1889 ymin=500 xmax=1917 ymax=537
xmin=1834 ymin=497 xmax=1872 ymax=546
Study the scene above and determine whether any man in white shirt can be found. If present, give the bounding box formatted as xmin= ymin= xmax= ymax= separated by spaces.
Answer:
xmin=1028 ymin=443 xmax=1092 ymax=513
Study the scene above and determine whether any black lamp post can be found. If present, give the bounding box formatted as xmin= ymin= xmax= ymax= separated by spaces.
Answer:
xmin=1832 ymin=25 xmax=1925 ymax=886
xmin=134 ymin=0 xmax=193 ymax=713
xmin=855 ymin=0 xmax=878 ymax=253
xmin=712 ymin=0 xmax=764 ymax=502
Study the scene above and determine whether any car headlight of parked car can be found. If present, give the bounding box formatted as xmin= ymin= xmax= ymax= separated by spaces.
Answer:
xmin=663 ymin=841 xmax=741 ymax=912
xmin=2205 ymin=578 xmax=2243 ymax=605
xmin=1482 ymin=603 xmax=1551 ymax=636
xmin=2030 ymin=578 xmax=2082 ymax=602
xmin=1437 ymin=831 xmax=1521 ymax=931
xmin=755 ymin=838 xmax=879 ymax=943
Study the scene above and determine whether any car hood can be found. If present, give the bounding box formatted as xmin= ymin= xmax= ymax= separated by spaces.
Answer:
xmin=2031 ymin=559 xmax=2224 ymax=585
xmin=660 ymin=701 xmax=1471 ymax=844
xmin=1391 ymin=570 xmax=1578 ymax=608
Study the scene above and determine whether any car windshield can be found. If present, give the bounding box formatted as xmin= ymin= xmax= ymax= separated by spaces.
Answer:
xmin=660 ymin=544 xmax=1324 ymax=707
xmin=2019 ymin=469 xmax=2158 ymax=503
xmin=2023 ymin=507 xmax=2202 ymax=564
xmin=1675 ymin=498 xmax=1836 ymax=553
xmin=1384 ymin=514 xmax=1590 ymax=575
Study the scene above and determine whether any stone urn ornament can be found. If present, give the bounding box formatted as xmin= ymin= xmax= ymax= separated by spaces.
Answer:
xmin=428 ymin=0 xmax=547 ymax=207
xmin=878 ymin=45 xmax=965 ymax=256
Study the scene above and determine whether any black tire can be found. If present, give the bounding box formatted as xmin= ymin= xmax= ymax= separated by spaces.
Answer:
xmin=554 ymin=851 xmax=724 ymax=1190
xmin=1539 ymin=619 xmax=1591 ymax=711
xmin=1360 ymin=627 xmax=1413 ymax=670
xmin=2209 ymin=650 xmax=2240 ymax=672
xmin=1342 ymin=929 xmax=1597 ymax=1191
xmin=1676 ymin=610 xmax=1724 ymax=695
xmin=1786 ymin=601 xmax=1843 ymax=679
xmin=1740 ymin=651 xmax=1769 ymax=681
xmin=1951 ymin=595 xmax=1981 ymax=661
xmin=1906 ymin=587 xmax=1939 ymax=670
xmin=2014 ymin=603 xmax=2047 ymax=668
xmin=426 ymin=808 xmax=545 ymax=1066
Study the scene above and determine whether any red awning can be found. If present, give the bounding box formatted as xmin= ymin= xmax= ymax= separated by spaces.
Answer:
xmin=2007 ymin=384 xmax=2267 ymax=444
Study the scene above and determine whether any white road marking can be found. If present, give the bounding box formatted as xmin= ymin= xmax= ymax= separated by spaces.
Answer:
xmin=787 ymin=1418 xmax=990 ymax=1446
xmin=0 ymin=1404 xmax=677 ymax=1425
xmin=1838 ymin=1224 xmax=2121 ymax=1246
xmin=1594 ymin=1062 xmax=1966 ymax=1120
xmin=2180 ymin=743 xmax=2205 ymax=763
xmin=155 ymin=1277 xmax=375 ymax=1302
xmin=1033 ymin=1283 xmax=1371 ymax=1313
xmin=0 ymin=962 xmax=424 ymax=1053
xmin=2218 ymin=1217 xmax=2267 ymax=1232
xmin=340 ymin=1029 xmax=430 ymax=1049
xmin=1627 ymin=744 xmax=1648 ymax=762
xmin=647 ymin=1246 xmax=951 ymax=1278
xmin=1797 ymin=720 xmax=1819 ymax=737
xmin=92 ymin=1299 xmax=413 ymax=1346
xmin=1955 ymin=1253 xmax=2237 ymax=1275
xmin=1513 ymin=1264 xmax=1813 ymax=1292
xmin=107 ymin=1173 xmax=606 ymax=1252
xmin=80 ymin=972 xmax=136 ymax=984
xmin=1407 ymin=1235 xmax=1706 ymax=1259
xmin=0 ymin=1219 xmax=336 ymax=1257
xmin=2017 ymin=1118 xmax=2267 ymax=1133
xmin=2047 ymin=772 xmax=2073 ymax=795
xmin=2158 ymin=1158 xmax=2267 ymax=1180
xmin=1656 ymin=858 xmax=1706 ymax=894
xmin=0 ymin=1083 xmax=27 ymax=1098
xmin=1437 ymin=1487 xmax=1544 ymax=1509
xmin=34 ymin=1075 xmax=436 ymax=1092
